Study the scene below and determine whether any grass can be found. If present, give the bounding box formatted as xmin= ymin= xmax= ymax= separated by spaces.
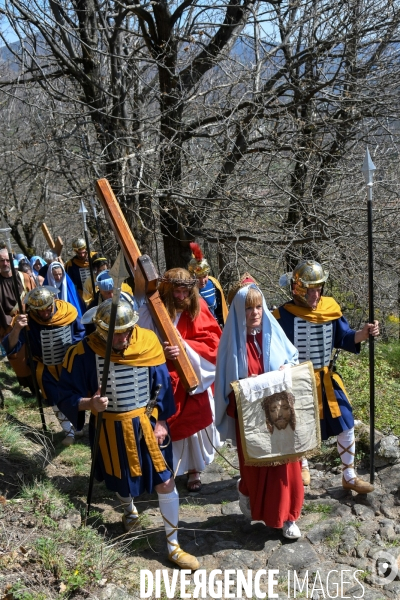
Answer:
xmin=0 ymin=415 xmax=51 ymax=467
xmin=302 ymin=503 xmax=332 ymax=515
xmin=338 ymin=342 xmax=400 ymax=435
xmin=58 ymin=443 xmax=91 ymax=476
xmin=1 ymin=478 xmax=137 ymax=597
xmin=325 ymin=522 xmax=345 ymax=548
xmin=213 ymin=444 xmax=239 ymax=477
xmin=19 ymin=478 xmax=73 ymax=518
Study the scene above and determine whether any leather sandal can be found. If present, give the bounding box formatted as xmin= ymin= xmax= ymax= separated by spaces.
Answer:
xmin=162 ymin=513 xmax=199 ymax=570
xmin=168 ymin=542 xmax=200 ymax=571
xmin=342 ymin=474 xmax=374 ymax=494
xmin=122 ymin=509 xmax=143 ymax=533
xmin=187 ymin=471 xmax=202 ymax=492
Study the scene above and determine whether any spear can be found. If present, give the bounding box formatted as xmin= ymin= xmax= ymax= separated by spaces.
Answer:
xmin=0 ymin=221 xmax=47 ymax=431
xmin=79 ymin=200 xmax=96 ymax=298
xmin=361 ymin=148 xmax=376 ymax=484
xmin=90 ymin=197 xmax=106 ymax=258
xmin=85 ymin=249 xmax=129 ymax=521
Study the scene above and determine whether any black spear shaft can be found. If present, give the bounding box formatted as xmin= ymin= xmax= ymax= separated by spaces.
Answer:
xmin=8 ymin=250 xmax=47 ymax=431
xmin=85 ymin=293 xmax=119 ymax=521
xmin=367 ymin=183 xmax=375 ymax=484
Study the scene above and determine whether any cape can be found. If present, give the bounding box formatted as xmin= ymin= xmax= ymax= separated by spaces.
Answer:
xmin=167 ymin=297 xmax=222 ymax=440
xmin=209 ymin=275 xmax=228 ymax=323
xmin=273 ymin=297 xmax=342 ymax=324
xmin=83 ymin=325 xmax=165 ymax=367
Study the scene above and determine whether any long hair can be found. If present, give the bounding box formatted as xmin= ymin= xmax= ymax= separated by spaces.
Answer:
xmin=159 ymin=268 xmax=200 ymax=321
xmin=262 ymin=391 xmax=296 ymax=434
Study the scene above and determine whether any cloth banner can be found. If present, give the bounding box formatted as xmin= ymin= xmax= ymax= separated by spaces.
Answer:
xmin=232 ymin=361 xmax=321 ymax=466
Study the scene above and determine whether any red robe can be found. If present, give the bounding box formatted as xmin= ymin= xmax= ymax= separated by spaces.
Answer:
xmin=167 ymin=298 xmax=222 ymax=441
xmin=228 ymin=332 xmax=304 ymax=528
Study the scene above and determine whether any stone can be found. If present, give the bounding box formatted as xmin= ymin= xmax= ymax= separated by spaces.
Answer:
xmin=356 ymin=539 xmax=372 ymax=558
xmin=384 ymin=581 xmax=400 ymax=599
xmin=305 ymin=498 xmax=339 ymax=509
xmin=267 ymin=540 xmax=320 ymax=571
xmin=381 ymin=504 xmax=398 ymax=519
xmin=379 ymin=463 xmax=400 ymax=494
xmin=314 ymin=463 xmax=325 ymax=471
xmin=263 ymin=539 xmax=281 ymax=559
xmin=358 ymin=521 xmax=380 ymax=537
xmin=221 ymin=501 xmax=242 ymax=516
xmin=375 ymin=435 xmax=400 ymax=467
xmin=347 ymin=584 xmax=391 ymax=600
xmin=212 ymin=541 xmax=242 ymax=553
xmin=218 ymin=549 xmax=265 ymax=571
xmin=380 ymin=526 xmax=396 ymax=541
xmin=326 ymin=486 xmax=351 ymax=500
xmin=338 ymin=526 xmax=358 ymax=556
xmin=98 ymin=584 xmax=135 ymax=599
xmin=331 ymin=504 xmax=356 ymax=520
xmin=200 ymin=462 xmax=231 ymax=484
xmin=353 ymin=504 xmax=375 ymax=521
xmin=306 ymin=519 xmax=342 ymax=545
xmin=200 ymin=479 xmax=236 ymax=495
xmin=298 ymin=513 xmax=325 ymax=529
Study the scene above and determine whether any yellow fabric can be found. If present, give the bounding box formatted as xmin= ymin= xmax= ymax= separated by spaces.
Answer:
xmin=209 ymin=276 xmax=228 ymax=323
xmin=86 ymin=325 xmax=165 ymax=367
xmin=63 ymin=342 xmax=86 ymax=373
xmin=29 ymin=299 xmax=78 ymax=327
xmin=34 ymin=362 xmax=62 ymax=399
xmin=278 ymin=297 xmax=343 ymax=323
xmin=94 ymin=406 xmax=164 ymax=478
xmin=65 ymin=251 xmax=96 ymax=270
xmin=314 ymin=366 xmax=348 ymax=419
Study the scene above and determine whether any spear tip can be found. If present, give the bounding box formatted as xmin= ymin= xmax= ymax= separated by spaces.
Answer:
xmin=79 ymin=199 xmax=88 ymax=214
xmin=362 ymin=147 xmax=376 ymax=184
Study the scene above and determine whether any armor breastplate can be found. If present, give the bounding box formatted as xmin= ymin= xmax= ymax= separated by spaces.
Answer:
xmin=96 ymin=356 xmax=150 ymax=413
xmin=40 ymin=325 xmax=72 ymax=366
xmin=294 ymin=318 xmax=333 ymax=369
xmin=79 ymin=267 xmax=91 ymax=285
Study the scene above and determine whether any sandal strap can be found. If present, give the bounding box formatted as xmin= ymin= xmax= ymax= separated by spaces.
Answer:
xmin=160 ymin=514 xmax=178 ymax=543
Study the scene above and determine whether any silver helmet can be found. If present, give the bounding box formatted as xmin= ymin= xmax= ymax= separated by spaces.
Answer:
xmin=92 ymin=298 xmax=139 ymax=342
xmin=72 ymin=237 xmax=86 ymax=252
xmin=25 ymin=286 xmax=59 ymax=311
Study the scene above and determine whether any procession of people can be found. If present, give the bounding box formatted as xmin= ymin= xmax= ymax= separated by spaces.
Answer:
xmin=0 ymin=223 xmax=380 ymax=570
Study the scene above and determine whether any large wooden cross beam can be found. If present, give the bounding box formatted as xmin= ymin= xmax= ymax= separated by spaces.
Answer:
xmin=95 ymin=178 xmax=199 ymax=392
xmin=41 ymin=223 xmax=63 ymax=257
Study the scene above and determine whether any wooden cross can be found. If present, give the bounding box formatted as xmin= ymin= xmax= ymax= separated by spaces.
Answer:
xmin=41 ymin=223 xmax=64 ymax=257
xmin=95 ymin=178 xmax=199 ymax=392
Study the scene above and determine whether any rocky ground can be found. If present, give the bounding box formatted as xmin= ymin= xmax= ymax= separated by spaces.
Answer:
xmin=1 ymin=372 xmax=400 ymax=599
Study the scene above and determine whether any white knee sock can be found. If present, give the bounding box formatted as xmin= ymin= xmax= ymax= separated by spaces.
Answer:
xmin=53 ymin=407 xmax=74 ymax=437
xmin=158 ymin=487 xmax=179 ymax=555
xmin=301 ymin=458 xmax=309 ymax=470
xmin=337 ymin=428 xmax=356 ymax=482
xmin=116 ymin=492 xmax=138 ymax=523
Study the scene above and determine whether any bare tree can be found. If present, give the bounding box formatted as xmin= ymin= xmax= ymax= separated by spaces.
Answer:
xmin=1 ymin=0 xmax=400 ymax=328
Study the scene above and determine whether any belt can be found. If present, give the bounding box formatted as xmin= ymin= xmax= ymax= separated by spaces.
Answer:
xmin=92 ymin=406 xmax=165 ymax=479
xmin=314 ymin=366 xmax=349 ymax=420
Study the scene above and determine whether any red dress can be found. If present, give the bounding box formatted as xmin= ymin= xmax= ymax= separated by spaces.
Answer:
xmin=227 ymin=332 xmax=304 ymax=528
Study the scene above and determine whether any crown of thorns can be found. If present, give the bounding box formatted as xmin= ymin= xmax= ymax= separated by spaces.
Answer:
xmin=159 ymin=276 xmax=197 ymax=287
